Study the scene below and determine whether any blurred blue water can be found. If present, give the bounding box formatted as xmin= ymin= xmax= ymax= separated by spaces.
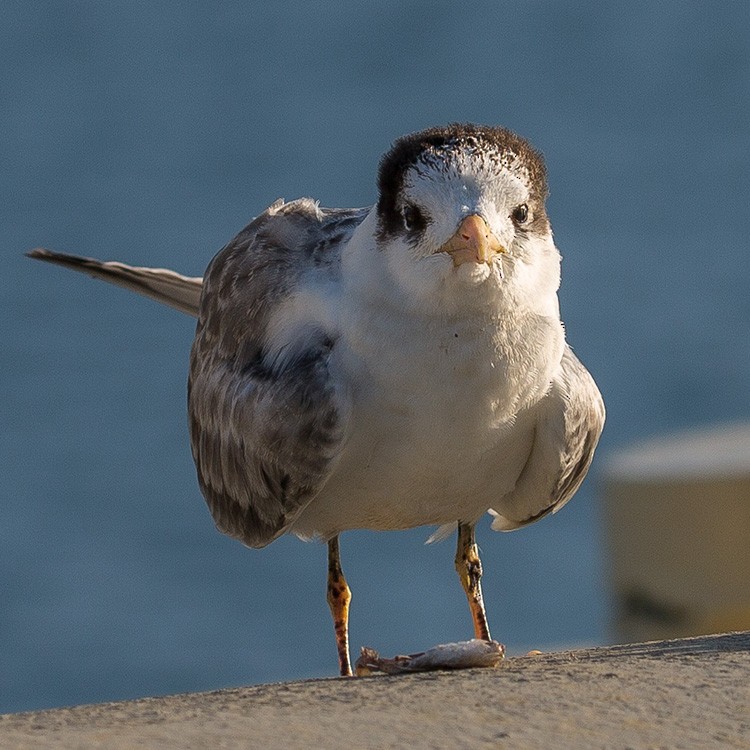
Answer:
xmin=2 ymin=1 xmax=749 ymax=713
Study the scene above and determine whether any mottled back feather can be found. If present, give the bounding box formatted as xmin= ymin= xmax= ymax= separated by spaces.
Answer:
xmin=188 ymin=199 xmax=367 ymax=547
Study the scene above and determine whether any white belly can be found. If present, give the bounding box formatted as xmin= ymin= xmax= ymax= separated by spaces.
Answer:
xmin=291 ymin=302 xmax=564 ymax=539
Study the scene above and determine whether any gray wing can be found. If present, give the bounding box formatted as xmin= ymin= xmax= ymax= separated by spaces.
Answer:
xmin=27 ymin=248 xmax=202 ymax=316
xmin=189 ymin=198 xmax=368 ymax=548
xmin=490 ymin=345 xmax=605 ymax=531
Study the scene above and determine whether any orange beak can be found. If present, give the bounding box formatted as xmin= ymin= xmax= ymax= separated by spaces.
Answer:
xmin=442 ymin=215 xmax=506 ymax=267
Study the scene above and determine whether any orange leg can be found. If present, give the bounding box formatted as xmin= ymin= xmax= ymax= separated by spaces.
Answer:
xmin=327 ymin=535 xmax=353 ymax=676
xmin=455 ymin=522 xmax=491 ymax=640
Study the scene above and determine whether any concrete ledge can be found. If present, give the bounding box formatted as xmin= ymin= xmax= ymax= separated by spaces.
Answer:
xmin=3 ymin=632 xmax=749 ymax=749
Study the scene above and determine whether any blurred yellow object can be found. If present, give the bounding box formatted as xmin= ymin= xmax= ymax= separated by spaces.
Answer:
xmin=603 ymin=423 xmax=750 ymax=643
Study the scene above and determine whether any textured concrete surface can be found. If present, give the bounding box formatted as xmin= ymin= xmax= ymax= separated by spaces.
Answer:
xmin=2 ymin=632 xmax=748 ymax=749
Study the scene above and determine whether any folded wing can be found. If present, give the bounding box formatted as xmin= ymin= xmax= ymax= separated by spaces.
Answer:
xmin=188 ymin=199 xmax=367 ymax=547
xmin=490 ymin=345 xmax=605 ymax=531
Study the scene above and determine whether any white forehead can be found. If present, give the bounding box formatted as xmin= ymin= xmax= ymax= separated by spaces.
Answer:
xmin=401 ymin=148 xmax=531 ymax=215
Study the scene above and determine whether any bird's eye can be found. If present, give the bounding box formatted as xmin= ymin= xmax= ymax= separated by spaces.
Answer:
xmin=402 ymin=204 xmax=425 ymax=232
xmin=511 ymin=204 xmax=529 ymax=225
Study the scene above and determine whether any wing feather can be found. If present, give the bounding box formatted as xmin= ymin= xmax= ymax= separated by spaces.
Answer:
xmin=490 ymin=346 xmax=605 ymax=531
xmin=27 ymin=248 xmax=202 ymax=316
xmin=188 ymin=199 xmax=366 ymax=547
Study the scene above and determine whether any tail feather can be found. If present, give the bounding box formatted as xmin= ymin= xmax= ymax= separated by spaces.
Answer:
xmin=27 ymin=248 xmax=203 ymax=317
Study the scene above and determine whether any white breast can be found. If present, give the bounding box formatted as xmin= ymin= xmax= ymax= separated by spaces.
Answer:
xmin=290 ymin=218 xmax=565 ymax=539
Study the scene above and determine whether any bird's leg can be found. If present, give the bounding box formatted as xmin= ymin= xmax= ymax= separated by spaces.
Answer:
xmin=327 ymin=535 xmax=353 ymax=677
xmin=455 ymin=522 xmax=491 ymax=641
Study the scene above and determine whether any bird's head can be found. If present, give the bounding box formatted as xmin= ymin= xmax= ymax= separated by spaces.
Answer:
xmin=373 ymin=124 xmax=560 ymax=312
